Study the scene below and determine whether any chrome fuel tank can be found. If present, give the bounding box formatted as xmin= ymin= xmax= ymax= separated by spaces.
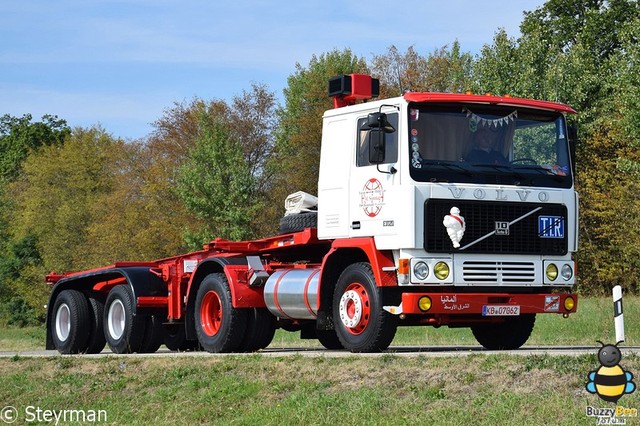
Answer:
xmin=263 ymin=269 xmax=320 ymax=319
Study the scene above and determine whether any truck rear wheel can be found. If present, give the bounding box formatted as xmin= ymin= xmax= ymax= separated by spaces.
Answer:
xmin=195 ymin=273 xmax=248 ymax=353
xmin=332 ymin=263 xmax=397 ymax=353
xmin=164 ymin=324 xmax=199 ymax=351
xmin=139 ymin=315 xmax=164 ymax=353
xmin=104 ymin=285 xmax=146 ymax=354
xmin=51 ymin=289 xmax=90 ymax=354
xmin=85 ymin=297 xmax=106 ymax=354
xmin=237 ymin=308 xmax=276 ymax=352
xmin=471 ymin=314 xmax=536 ymax=350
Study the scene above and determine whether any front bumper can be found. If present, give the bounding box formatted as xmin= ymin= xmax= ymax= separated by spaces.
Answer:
xmin=385 ymin=292 xmax=577 ymax=315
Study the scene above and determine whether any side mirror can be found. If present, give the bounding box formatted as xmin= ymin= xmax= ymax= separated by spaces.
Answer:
xmin=366 ymin=112 xmax=395 ymax=133
xmin=368 ymin=129 xmax=386 ymax=164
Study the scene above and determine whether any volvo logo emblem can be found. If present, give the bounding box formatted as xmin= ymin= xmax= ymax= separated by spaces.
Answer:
xmin=495 ymin=221 xmax=510 ymax=235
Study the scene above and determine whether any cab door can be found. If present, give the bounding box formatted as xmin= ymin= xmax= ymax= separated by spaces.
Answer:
xmin=348 ymin=111 xmax=400 ymax=238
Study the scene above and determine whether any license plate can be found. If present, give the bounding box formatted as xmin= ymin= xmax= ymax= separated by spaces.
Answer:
xmin=482 ymin=305 xmax=520 ymax=316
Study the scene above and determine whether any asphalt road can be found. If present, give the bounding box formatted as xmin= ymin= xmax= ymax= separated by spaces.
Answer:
xmin=3 ymin=345 xmax=640 ymax=358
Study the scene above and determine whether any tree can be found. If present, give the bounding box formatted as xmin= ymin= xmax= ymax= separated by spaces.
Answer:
xmin=10 ymin=127 xmax=116 ymax=273
xmin=268 ymin=49 xmax=369 ymax=224
xmin=148 ymin=84 xmax=278 ymax=240
xmin=2 ymin=127 xmax=116 ymax=318
xmin=371 ymin=43 xmax=474 ymax=97
xmin=371 ymin=40 xmax=473 ymax=98
xmin=370 ymin=45 xmax=430 ymax=97
xmin=508 ymin=0 xmax=640 ymax=293
xmin=177 ymin=112 xmax=258 ymax=243
xmin=577 ymin=127 xmax=640 ymax=293
xmin=227 ymin=83 xmax=278 ymax=195
xmin=85 ymin=140 xmax=192 ymax=263
xmin=0 ymin=114 xmax=70 ymax=182
xmin=515 ymin=0 xmax=640 ymax=118
xmin=425 ymin=41 xmax=474 ymax=93
xmin=472 ymin=29 xmax=524 ymax=96
xmin=0 ymin=114 xmax=70 ymax=322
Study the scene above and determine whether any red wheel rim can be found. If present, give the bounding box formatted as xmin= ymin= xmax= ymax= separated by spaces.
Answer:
xmin=200 ymin=291 xmax=222 ymax=336
xmin=338 ymin=282 xmax=371 ymax=335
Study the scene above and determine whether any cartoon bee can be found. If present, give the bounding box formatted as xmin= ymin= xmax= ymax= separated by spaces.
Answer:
xmin=586 ymin=341 xmax=636 ymax=403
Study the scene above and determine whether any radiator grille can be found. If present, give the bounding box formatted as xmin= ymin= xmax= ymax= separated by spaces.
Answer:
xmin=425 ymin=200 xmax=567 ymax=255
xmin=463 ymin=261 xmax=536 ymax=283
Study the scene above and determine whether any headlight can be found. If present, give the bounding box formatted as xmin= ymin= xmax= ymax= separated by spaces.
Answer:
xmin=414 ymin=261 xmax=429 ymax=280
xmin=561 ymin=264 xmax=573 ymax=281
xmin=434 ymin=261 xmax=450 ymax=280
xmin=546 ymin=263 xmax=558 ymax=281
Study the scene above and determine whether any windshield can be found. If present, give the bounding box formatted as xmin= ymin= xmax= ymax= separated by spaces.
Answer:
xmin=408 ymin=103 xmax=572 ymax=188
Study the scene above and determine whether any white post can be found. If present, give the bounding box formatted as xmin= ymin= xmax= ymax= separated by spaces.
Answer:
xmin=613 ymin=285 xmax=625 ymax=343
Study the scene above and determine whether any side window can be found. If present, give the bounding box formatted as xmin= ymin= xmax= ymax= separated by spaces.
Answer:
xmin=356 ymin=113 xmax=399 ymax=167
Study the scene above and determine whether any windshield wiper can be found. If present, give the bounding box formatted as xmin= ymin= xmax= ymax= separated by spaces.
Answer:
xmin=470 ymin=163 xmax=529 ymax=185
xmin=513 ymin=165 xmax=567 ymax=181
xmin=419 ymin=160 xmax=474 ymax=177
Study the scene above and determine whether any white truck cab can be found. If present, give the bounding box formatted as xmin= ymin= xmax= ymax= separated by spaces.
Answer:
xmin=319 ymin=73 xmax=577 ymax=294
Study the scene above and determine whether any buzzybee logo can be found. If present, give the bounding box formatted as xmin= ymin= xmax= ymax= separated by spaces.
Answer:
xmin=586 ymin=341 xmax=636 ymax=403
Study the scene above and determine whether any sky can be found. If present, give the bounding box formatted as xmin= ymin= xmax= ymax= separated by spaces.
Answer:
xmin=0 ymin=0 xmax=546 ymax=140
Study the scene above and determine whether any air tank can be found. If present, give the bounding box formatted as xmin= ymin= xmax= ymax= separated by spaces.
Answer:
xmin=263 ymin=268 xmax=320 ymax=320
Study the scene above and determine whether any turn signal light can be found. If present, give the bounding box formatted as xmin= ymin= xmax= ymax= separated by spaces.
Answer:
xmin=418 ymin=296 xmax=432 ymax=312
xmin=398 ymin=258 xmax=409 ymax=275
xmin=564 ymin=296 xmax=575 ymax=311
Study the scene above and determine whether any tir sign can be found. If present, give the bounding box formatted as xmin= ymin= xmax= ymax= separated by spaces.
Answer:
xmin=538 ymin=216 xmax=565 ymax=238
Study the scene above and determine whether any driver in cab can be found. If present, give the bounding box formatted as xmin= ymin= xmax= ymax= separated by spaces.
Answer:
xmin=465 ymin=126 xmax=508 ymax=165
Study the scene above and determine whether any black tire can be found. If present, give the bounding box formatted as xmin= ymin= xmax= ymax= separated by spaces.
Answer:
xmin=85 ymin=296 xmax=106 ymax=354
xmin=316 ymin=329 xmax=344 ymax=350
xmin=471 ymin=314 xmax=536 ymax=350
xmin=139 ymin=315 xmax=164 ymax=353
xmin=332 ymin=262 xmax=398 ymax=353
xmin=104 ymin=285 xmax=146 ymax=354
xmin=194 ymin=273 xmax=248 ymax=353
xmin=51 ymin=289 xmax=90 ymax=354
xmin=163 ymin=323 xmax=200 ymax=351
xmin=238 ymin=308 xmax=276 ymax=352
xmin=279 ymin=212 xmax=317 ymax=234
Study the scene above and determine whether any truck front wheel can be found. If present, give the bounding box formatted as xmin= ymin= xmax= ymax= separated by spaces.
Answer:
xmin=104 ymin=285 xmax=146 ymax=354
xmin=332 ymin=263 xmax=397 ymax=353
xmin=471 ymin=314 xmax=536 ymax=350
xmin=316 ymin=329 xmax=344 ymax=350
xmin=51 ymin=289 xmax=90 ymax=354
xmin=195 ymin=273 xmax=248 ymax=353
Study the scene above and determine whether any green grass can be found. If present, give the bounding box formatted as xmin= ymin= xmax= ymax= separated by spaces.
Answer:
xmin=1 ymin=354 xmax=639 ymax=425
xmin=0 ymin=297 xmax=638 ymax=425
xmin=0 ymin=325 xmax=45 ymax=351
xmin=0 ymin=297 xmax=637 ymax=352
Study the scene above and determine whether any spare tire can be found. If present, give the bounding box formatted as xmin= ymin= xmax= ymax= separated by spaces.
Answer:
xmin=279 ymin=212 xmax=317 ymax=234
